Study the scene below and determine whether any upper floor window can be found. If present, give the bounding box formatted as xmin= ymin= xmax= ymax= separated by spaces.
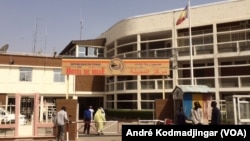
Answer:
xmin=78 ymin=46 xmax=102 ymax=57
xmin=19 ymin=67 xmax=32 ymax=82
xmin=54 ymin=69 xmax=65 ymax=82
xmin=87 ymin=47 xmax=96 ymax=57
xmin=78 ymin=47 xmax=86 ymax=57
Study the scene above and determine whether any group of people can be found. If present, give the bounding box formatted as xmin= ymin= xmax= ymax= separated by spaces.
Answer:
xmin=83 ymin=106 xmax=106 ymax=135
xmin=177 ymin=101 xmax=221 ymax=125
xmin=53 ymin=105 xmax=106 ymax=141
xmin=52 ymin=101 xmax=220 ymax=140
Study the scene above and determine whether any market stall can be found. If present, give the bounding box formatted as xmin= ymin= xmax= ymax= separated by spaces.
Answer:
xmin=172 ymin=85 xmax=214 ymax=125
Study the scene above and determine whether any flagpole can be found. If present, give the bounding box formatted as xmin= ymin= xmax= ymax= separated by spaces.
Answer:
xmin=188 ymin=0 xmax=194 ymax=85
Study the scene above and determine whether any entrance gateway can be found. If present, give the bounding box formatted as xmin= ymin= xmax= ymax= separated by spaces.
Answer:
xmin=61 ymin=58 xmax=170 ymax=140
xmin=62 ymin=58 xmax=170 ymax=98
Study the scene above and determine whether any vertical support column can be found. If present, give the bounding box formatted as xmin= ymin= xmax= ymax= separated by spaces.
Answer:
xmin=212 ymin=23 xmax=220 ymax=101
xmin=137 ymin=34 xmax=142 ymax=110
xmin=66 ymin=75 xmax=69 ymax=100
xmin=162 ymin=76 xmax=165 ymax=99
xmin=34 ymin=93 xmax=40 ymax=136
xmin=137 ymin=34 xmax=141 ymax=58
xmin=15 ymin=94 xmax=21 ymax=137
xmin=114 ymin=94 xmax=117 ymax=109
xmin=103 ymin=93 xmax=107 ymax=109
xmin=233 ymin=97 xmax=237 ymax=125
xmin=39 ymin=96 xmax=44 ymax=122
xmin=113 ymin=76 xmax=117 ymax=109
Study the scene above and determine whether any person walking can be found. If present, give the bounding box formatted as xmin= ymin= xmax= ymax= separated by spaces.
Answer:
xmin=191 ymin=101 xmax=203 ymax=125
xmin=83 ymin=106 xmax=91 ymax=134
xmin=89 ymin=106 xmax=94 ymax=121
xmin=54 ymin=106 xmax=69 ymax=141
xmin=177 ymin=107 xmax=188 ymax=125
xmin=210 ymin=101 xmax=221 ymax=125
xmin=94 ymin=107 xmax=106 ymax=135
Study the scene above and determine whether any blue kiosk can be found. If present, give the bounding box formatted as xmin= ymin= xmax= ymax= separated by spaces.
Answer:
xmin=172 ymin=85 xmax=214 ymax=125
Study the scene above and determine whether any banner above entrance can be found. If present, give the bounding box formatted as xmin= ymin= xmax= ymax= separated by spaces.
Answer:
xmin=62 ymin=58 xmax=170 ymax=76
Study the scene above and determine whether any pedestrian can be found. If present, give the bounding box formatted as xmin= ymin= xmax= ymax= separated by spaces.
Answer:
xmin=83 ymin=106 xmax=91 ymax=134
xmin=89 ymin=106 xmax=94 ymax=121
xmin=100 ymin=107 xmax=105 ymax=118
xmin=54 ymin=106 xmax=69 ymax=141
xmin=191 ymin=101 xmax=203 ymax=125
xmin=94 ymin=107 xmax=106 ymax=135
xmin=210 ymin=101 xmax=221 ymax=125
xmin=177 ymin=107 xmax=188 ymax=125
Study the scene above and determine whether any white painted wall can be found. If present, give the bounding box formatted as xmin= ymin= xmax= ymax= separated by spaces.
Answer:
xmin=0 ymin=65 xmax=74 ymax=95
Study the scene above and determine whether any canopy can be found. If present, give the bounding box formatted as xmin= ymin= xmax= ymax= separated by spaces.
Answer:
xmin=172 ymin=85 xmax=214 ymax=100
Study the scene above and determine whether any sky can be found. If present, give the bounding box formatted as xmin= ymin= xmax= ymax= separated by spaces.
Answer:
xmin=0 ymin=0 xmax=226 ymax=54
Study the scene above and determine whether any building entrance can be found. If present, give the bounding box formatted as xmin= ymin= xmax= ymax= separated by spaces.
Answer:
xmin=78 ymin=97 xmax=103 ymax=119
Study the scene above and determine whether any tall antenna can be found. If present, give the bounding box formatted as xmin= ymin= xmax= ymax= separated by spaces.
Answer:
xmin=80 ymin=19 xmax=83 ymax=40
xmin=80 ymin=9 xmax=83 ymax=40
xmin=33 ymin=18 xmax=38 ymax=53
xmin=44 ymin=23 xmax=47 ymax=54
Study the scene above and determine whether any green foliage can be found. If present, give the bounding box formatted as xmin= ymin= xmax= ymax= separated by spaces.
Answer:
xmin=105 ymin=109 xmax=153 ymax=121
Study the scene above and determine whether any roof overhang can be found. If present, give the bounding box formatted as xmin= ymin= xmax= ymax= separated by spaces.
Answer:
xmin=59 ymin=38 xmax=106 ymax=55
xmin=172 ymin=85 xmax=214 ymax=100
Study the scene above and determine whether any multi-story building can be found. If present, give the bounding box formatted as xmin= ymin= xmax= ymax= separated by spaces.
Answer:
xmin=0 ymin=0 xmax=250 ymax=117
xmin=95 ymin=0 xmax=250 ymax=110
xmin=0 ymin=39 xmax=106 ymax=120
xmin=0 ymin=52 xmax=71 ymax=120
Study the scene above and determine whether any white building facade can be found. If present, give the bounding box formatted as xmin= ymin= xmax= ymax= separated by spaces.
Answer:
xmin=97 ymin=0 xmax=250 ymax=110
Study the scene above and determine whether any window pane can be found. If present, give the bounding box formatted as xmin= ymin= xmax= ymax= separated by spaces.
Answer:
xmin=78 ymin=46 xmax=86 ymax=57
xmin=19 ymin=67 xmax=32 ymax=81
xmin=54 ymin=69 xmax=65 ymax=82
xmin=87 ymin=48 xmax=96 ymax=57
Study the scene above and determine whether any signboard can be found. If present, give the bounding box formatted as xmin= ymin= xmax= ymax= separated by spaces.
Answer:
xmin=62 ymin=58 xmax=170 ymax=76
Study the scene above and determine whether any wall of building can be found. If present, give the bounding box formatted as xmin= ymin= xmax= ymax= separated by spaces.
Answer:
xmin=55 ymin=99 xmax=77 ymax=141
xmin=98 ymin=0 xmax=250 ymax=110
xmin=75 ymin=75 xmax=105 ymax=92
xmin=100 ymin=0 xmax=250 ymax=44
xmin=0 ymin=54 xmax=74 ymax=95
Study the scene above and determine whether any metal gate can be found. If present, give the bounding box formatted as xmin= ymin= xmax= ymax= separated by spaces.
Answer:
xmin=0 ymin=93 xmax=55 ymax=139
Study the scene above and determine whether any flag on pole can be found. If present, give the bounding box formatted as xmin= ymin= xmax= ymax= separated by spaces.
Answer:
xmin=176 ymin=5 xmax=188 ymax=25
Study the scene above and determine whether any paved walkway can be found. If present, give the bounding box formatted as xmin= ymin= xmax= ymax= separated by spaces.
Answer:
xmin=12 ymin=134 xmax=121 ymax=141
xmin=6 ymin=120 xmax=138 ymax=141
xmin=68 ymin=120 xmax=123 ymax=141
xmin=77 ymin=134 xmax=121 ymax=141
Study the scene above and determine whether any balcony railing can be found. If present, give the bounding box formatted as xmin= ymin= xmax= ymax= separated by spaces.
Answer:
xmin=114 ymin=40 xmax=250 ymax=59
xmin=105 ymin=75 xmax=250 ymax=92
